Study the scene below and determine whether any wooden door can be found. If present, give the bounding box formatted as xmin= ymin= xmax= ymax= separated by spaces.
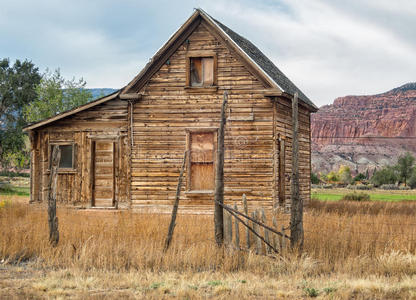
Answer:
xmin=92 ymin=140 xmax=115 ymax=207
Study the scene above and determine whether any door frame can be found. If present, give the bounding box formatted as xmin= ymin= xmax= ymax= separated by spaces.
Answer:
xmin=90 ymin=137 xmax=119 ymax=208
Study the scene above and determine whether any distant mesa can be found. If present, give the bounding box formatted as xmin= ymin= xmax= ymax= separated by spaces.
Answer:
xmin=311 ymin=82 xmax=416 ymax=174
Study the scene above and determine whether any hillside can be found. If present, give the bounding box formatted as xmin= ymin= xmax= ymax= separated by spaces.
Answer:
xmin=87 ymin=88 xmax=118 ymax=100
xmin=311 ymin=82 xmax=416 ymax=174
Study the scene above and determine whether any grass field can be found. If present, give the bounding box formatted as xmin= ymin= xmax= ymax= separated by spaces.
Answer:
xmin=312 ymin=188 xmax=416 ymax=202
xmin=1 ymin=193 xmax=416 ymax=299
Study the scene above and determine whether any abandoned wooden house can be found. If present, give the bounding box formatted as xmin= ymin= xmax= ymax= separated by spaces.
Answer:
xmin=24 ymin=9 xmax=318 ymax=213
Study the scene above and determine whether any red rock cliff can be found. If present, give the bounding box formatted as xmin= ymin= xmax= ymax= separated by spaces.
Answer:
xmin=311 ymin=83 xmax=416 ymax=174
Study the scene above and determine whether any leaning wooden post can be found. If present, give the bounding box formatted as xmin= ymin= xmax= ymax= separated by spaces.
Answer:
xmin=234 ymin=204 xmax=240 ymax=250
xmin=164 ymin=150 xmax=187 ymax=251
xmin=214 ymin=91 xmax=228 ymax=246
xmin=242 ymin=194 xmax=250 ymax=249
xmin=290 ymin=92 xmax=304 ymax=250
xmin=48 ymin=145 xmax=60 ymax=247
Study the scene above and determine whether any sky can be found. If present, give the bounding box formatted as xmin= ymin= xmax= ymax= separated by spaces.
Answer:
xmin=1 ymin=0 xmax=415 ymax=107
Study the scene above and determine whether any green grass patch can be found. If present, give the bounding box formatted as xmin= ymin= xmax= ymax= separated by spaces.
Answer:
xmin=312 ymin=189 xmax=416 ymax=202
xmin=0 ymin=185 xmax=30 ymax=196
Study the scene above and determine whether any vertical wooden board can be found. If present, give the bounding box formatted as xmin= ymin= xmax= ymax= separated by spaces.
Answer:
xmin=203 ymin=57 xmax=214 ymax=85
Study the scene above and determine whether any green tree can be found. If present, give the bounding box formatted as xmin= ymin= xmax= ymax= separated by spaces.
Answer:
xmin=327 ymin=171 xmax=339 ymax=182
xmin=370 ymin=166 xmax=398 ymax=187
xmin=408 ymin=167 xmax=416 ymax=189
xmin=24 ymin=69 xmax=92 ymax=123
xmin=0 ymin=58 xmax=41 ymax=168
xmin=353 ymin=172 xmax=366 ymax=183
xmin=311 ymin=172 xmax=320 ymax=184
xmin=396 ymin=152 xmax=415 ymax=186
xmin=338 ymin=165 xmax=352 ymax=184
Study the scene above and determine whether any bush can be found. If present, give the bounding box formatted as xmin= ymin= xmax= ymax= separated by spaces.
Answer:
xmin=0 ymin=183 xmax=14 ymax=193
xmin=371 ymin=166 xmax=398 ymax=187
xmin=311 ymin=172 xmax=320 ymax=185
xmin=380 ymin=184 xmax=400 ymax=190
xmin=0 ymin=170 xmax=30 ymax=178
xmin=346 ymin=184 xmax=373 ymax=190
xmin=342 ymin=192 xmax=370 ymax=202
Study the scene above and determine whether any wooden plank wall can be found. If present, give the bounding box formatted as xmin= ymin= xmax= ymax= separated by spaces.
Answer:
xmin=30 ymin=99 xmax=129 ymax=207
xmin=131 ymin=21 xmax=311 ymax=213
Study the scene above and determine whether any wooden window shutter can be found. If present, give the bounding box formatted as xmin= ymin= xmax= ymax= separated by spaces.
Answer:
xmin=189 ymin=132 xmax=215 ymax=191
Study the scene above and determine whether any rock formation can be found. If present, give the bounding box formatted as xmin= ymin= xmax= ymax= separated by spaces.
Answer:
xmin=311 ymin=83 xmax=416 ymax=174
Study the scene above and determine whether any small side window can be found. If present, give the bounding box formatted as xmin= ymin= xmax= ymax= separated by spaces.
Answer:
xmin=50 ymin=144 xmax=75 ymax=170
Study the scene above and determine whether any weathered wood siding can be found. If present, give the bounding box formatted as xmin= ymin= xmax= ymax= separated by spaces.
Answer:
xmin=130 ymin=21 xmax=311 ymax=213
xmin=30 ymin=99 xmax=130 ymax=207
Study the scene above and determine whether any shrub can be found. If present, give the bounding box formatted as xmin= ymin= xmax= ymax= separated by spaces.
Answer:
xmin=311 ymin=172 xmax=320 ymax=185
xmin=380 ymin=184 xmax=399 ymax=190
xmin=371 ymin=166 xmax=398 ymax=187
xmin=342 ymin=192 xmax=370 ymax=202
xmin=0 ymin=183 xmax=14 ymax=194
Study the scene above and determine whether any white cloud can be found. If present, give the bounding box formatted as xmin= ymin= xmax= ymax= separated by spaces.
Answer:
xmin=1 ymin=0 xmax=415 ymax=106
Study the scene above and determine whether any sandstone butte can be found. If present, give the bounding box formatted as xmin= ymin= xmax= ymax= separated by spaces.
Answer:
xmin=311 ymin=82 xmax=416 ymax=175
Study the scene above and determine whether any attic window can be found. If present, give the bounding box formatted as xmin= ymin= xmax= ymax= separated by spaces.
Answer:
xmin=190 ymin=57 xmax=213 ymax=86
xmin=186 ymin=52 xmax=217 ymax=90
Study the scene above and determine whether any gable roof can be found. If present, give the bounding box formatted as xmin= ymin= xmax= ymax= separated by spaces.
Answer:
xmin=23 ymin=90 xmax=120 ymax=131
xmin=205 ymin=11 xmax=316 ymax=109
xmin=123 ymin=8 xmax=317 ymax=111
xmin=25 ymin=9 xmax=317 ymax=131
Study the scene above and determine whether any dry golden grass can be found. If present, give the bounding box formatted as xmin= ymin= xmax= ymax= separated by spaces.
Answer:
xmin=1 ymin=197 xmax=416 ymax=298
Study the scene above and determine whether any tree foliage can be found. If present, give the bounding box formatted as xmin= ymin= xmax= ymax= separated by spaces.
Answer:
xmin=370 ymin=166 xmax=398 ymax=187
xmin=396 ymin=152 xmax=415 ymax=186
xmin=338 ymin=165 xmax=352 ymax=184
xmin=0 ymin=58 xmax=41 ymax=168
xmin=24 ymin=69 xmax=92 ymax=123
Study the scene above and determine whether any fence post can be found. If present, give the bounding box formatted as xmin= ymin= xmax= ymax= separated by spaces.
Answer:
xmin=290 ymin=92 xmax=304 ymax=250
xmin=242 ymin=194 xmax=250 ymax=249
xmin=48 ymin=145 xmax=60 ymax=246
xmin=272 ymin=215 xmax=280 ymax=250
xmin=214 ymin=91 xmax=228 ymax=246
xmin=234 ymin=204 xmax=240 ymax=250
xmin=224 ymin=210 xmax=233 ymax=247
xmin=252 ymin=210 xmax=262 ymax=254
xmin=261 ymin=208 xmax=271 ymax=254
xmin=281 ymin=225 xmax=286 ymax=252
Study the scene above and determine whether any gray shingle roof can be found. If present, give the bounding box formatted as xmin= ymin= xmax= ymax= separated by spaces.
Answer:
xmin=199 ymin=9 xmax=317 ymax=110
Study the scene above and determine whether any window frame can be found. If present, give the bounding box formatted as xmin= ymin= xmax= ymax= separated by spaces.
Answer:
xmin=48 ymin=142 xmax=76 ymax=173
xmin=185 ymin=51 xmax=218 ymax=92
xmin=185 ymin=128 xmax=218 ymax=194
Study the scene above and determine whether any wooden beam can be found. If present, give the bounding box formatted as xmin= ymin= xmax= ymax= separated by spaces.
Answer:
xmin=119 ymin=93 xmax=142 ymax=100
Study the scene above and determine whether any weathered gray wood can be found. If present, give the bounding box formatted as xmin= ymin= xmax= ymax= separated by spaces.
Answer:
xmin=261 ymin=208 xmax=271 ymax=254
xmin=164 ymin=150 xmax=187 ymax=251
xmin=214 ymin=91 xmax=228 ymax=246
xmin=272 ymin=215 xmax=280 ymax=250
xmin=242 ymin=194 xmax=250 ymax=249
xmin=224 ymin=211 xmax=233 ymax=247
xmin=281 ymin=225 xmax=286 ymax=251
xmin=252 ymin=210 xmax=262 ymax=255
xmin=234 ymin=204 xmax=240 ymax=250
xmin=290 ymin=92 xmax=304 ymax=250
xmin=48 ymin=145 xmax=60 ymax=246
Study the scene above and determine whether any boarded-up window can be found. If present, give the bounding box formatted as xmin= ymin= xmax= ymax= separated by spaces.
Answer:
xmin=189 ymin=132 xmax=215 ymax=190
xmin=50 ymin=144 xmax=75 ymax=169
xmin=190 ymin=57 xmax=214 ymax=87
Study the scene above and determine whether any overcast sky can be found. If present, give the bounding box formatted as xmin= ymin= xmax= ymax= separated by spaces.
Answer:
xmin=1 ymin=0 xmax=415 ymax=107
